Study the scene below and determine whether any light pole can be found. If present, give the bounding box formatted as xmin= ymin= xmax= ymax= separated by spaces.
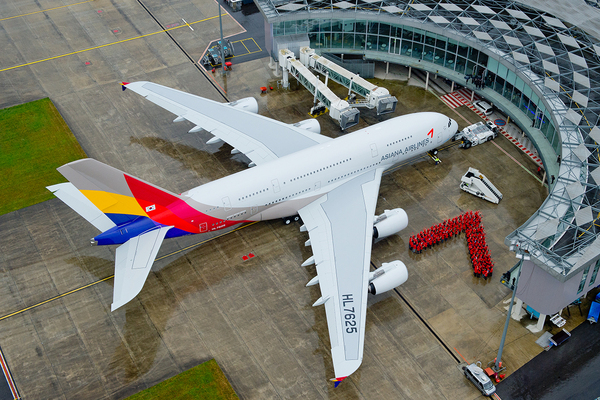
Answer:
xmin=493 ymin=258 xmax=523 ymax=372
xmin=218 ymin=1 xmax=226 ymax=74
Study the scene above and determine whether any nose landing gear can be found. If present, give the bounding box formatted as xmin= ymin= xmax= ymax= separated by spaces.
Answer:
xmin=428 ymin=149 xmax=441 ymax=165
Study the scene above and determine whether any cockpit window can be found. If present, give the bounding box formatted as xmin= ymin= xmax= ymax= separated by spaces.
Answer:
xmin=448 ymin=118 xmax=452 ymax=128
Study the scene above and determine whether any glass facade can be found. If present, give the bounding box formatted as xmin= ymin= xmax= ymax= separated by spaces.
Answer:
xmin=275 ymin=19 xmax=560 ymax=154
xmin=578 ymin=265 xmax=591 ymax=294
xmin=591 ymin=259 xmax=600 ymax=287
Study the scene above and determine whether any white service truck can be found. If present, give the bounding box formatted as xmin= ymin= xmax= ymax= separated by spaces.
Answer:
xmin=453 ymin=121 xmax=498 ymax=149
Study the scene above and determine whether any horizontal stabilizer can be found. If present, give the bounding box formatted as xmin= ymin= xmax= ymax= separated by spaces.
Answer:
xmin=47 ymin=183 xmax=116 ymax=232
xmin=111 ymin=225 xmax=173 ymax=311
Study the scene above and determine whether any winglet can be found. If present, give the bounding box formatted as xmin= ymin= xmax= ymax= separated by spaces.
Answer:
xmin=121 ymin=82 xmax=130 ymax=91
xmin=330 ymin=376 xmax=347 ymax=388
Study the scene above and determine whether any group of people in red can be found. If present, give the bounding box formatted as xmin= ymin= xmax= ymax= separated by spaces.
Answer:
xmin=409 ymin=211 xmax=494 ymax=279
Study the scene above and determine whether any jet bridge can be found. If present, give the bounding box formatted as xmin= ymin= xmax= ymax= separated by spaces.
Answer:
xmin=299 ymin=47 xmax=397 ymax=115
xmin=279 ymin=49 xmax=359 ymax=130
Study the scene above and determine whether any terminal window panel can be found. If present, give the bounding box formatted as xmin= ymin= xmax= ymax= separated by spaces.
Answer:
xmin=578 ymin=265 xmax=591 ymax=294
xmin=590 ymin=260 xmax=600 ymax=287
xmin=301 ymin=18 xmax=557 ymax=147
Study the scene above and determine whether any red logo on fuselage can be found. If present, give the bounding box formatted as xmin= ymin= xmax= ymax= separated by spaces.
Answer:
xmin=427 ymin=128 xmax=434 ymax=138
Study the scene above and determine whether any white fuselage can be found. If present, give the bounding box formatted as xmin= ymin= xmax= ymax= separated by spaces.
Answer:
xmin=183 ymin=112 xmax=457 ymax=224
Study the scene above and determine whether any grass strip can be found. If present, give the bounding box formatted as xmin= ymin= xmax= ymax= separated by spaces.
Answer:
xmin=0 ymin=98 xmax=86 ymax=215
xmin=126 ymin=359 xmax=238 ymax=400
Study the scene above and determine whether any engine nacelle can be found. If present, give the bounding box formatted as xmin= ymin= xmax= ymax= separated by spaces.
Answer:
xmin=373 ymin=208 xmax=408 ymax=239
xmin=228 ymin=97 xmax=258 ymax=114
xmin=291 ymin=119 xmax=321 ymax=134
xmin=368 ymin=261 xmax=408 ymax=295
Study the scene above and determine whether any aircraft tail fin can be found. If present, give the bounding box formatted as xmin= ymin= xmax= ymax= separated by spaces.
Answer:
xmin=49 ymin=158 xmax=182 ymax=311
xmin=51 ymin=158 xmax=183 ymax=229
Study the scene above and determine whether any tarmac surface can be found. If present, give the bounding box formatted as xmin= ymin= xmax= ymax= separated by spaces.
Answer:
xmin=0 ymin=1 xmax=589 ymax=399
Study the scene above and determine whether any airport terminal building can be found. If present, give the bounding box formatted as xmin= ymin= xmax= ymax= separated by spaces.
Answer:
xmin=254 ymin=0 xmax=600 ymax=325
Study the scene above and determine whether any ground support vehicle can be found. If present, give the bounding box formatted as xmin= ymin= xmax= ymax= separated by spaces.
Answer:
xmin=201 ymin=39 xmax=234 ymax=67
xmin=473 ymin=100 xmax=493 ymax=116
xmin=460 ymin=167 xmax=503 ymax=204
xmin=462 ymin=362 xmax=496 ymax=396
xmin=453 ymin=121 xmax=497 ymax=149
xmin=588 ymin=293 xmax=600 ymax=323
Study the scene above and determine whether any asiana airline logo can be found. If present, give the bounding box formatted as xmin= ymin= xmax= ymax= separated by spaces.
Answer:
xmin=380 ymin=136 xmax=431 ymax=161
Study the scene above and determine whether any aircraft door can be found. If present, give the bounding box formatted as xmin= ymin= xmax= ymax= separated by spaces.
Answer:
xmin=222 ymin=196 xmax=232 ymax=211
xmin=437 ymin=127 xmax=443 ymax=144
xmin=271 ymin=179 xmax=280 ymax=193
xmin=370 ymin=143 xmax=378 ymax=157
xmin=314 ymin=181 xmax=321 ymax=191
xmin=199 ymin=222 xmax=208 ymax=232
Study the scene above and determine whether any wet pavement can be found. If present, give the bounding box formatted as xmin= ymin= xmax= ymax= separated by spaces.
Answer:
xmin=0 ymin=0 xmax=580 ymax=399
xmin=497 ymin=306 xmax=600 ymax=400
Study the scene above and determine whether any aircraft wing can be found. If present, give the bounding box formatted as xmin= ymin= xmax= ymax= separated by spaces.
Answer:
xmin=298 ymin=168 xmax=384 ymax=381
xmin=111 ymin=225 xmax=173 ymax=311
xmin=123 ymin=81 xmax=330 ymax=166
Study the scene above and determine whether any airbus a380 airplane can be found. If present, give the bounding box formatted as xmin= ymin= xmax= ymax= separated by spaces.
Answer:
xmin=48 ymin=81 xmax=457 ymax=385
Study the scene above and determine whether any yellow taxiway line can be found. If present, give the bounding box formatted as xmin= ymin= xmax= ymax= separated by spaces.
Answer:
xmin=0 ymin=14 xmax=222 ymax=73
xmin=0 ymin=0 xmax=94 ymax=22
xmin=0 ymin=221 xmax=259 ymax=322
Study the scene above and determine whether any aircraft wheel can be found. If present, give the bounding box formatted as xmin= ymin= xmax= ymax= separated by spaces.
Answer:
xmin=432 ymin=148 xmax=438 ymax=155
xmin=294 ymin=215 xmax=300 ymax=221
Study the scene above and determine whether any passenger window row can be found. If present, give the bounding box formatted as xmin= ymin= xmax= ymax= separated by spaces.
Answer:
xmin=266 ymin=187 xmax=311 ymax=206
xmin=327 ymin=162 xmax=381 ymax=183
xmin=239 ymin=188 xmax=269 ymax=201
xmin=291 ymin=158 xmax=352 ymax=182
xmin=386 ymin=135 xmax=412 ymax=147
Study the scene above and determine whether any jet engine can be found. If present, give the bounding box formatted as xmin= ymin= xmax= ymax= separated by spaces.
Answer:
xmin=228 ymin=97 xmax=258 ymax=114
xmin=368 ymin=261 xmax=408 ymax=295
xmin=372 ymin=208 xmax=408 ymax=239
xmin=291 ymin=119 xmax=321 ymax=134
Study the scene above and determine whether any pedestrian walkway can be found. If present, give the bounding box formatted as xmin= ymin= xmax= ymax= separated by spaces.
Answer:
xmin=453 ymin=87 xmax=543 ymax=167
xmin=440 ymin=88 xmax=479 ymax=109
xmin=453 ymin=87 xmax=480 ymax=105
xmin=440 ymin=92 xmax=464 ymax=109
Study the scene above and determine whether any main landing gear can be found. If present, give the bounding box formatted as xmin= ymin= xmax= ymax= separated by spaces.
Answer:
xmin=283 ymin=215 xmax=301 ymax=225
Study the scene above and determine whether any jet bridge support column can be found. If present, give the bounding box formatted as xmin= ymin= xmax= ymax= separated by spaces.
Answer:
xmin=282 ymin=66 xmax=289 ymax=89
xmin=512 ymin=298 xmax=524 ymax=319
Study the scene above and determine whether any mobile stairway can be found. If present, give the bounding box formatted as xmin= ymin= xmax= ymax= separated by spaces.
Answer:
xmin=460 ymin=167 xmax=503 ymax=204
